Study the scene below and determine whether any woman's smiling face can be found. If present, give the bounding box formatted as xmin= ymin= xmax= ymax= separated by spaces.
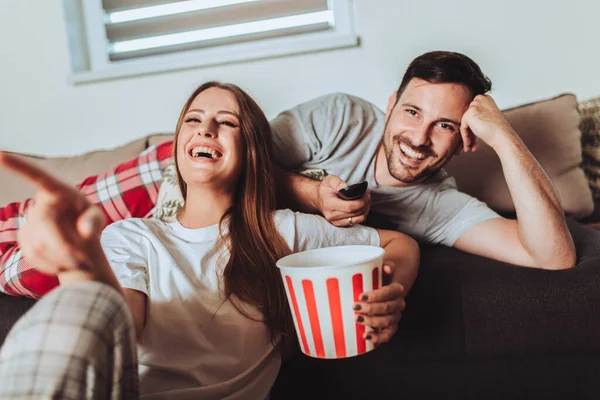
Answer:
xmin=176 ymin=87 xmax=245 ymax=191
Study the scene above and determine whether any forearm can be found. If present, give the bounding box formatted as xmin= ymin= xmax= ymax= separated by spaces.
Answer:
xmin=274 ymin=166 xmax=320 ymax=213
xmin=494 ymin=134 xmax=575 ymax=267
xmin=56 ymin=242 xmax=147 ymax=337
xmin=381 ymin=235 xmax=420 ymax=294
xmin=57 ymin=241 xmax=124 ymax=297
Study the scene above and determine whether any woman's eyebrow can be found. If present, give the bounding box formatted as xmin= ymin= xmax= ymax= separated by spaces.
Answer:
xmin=187 ymin=109 xmax=239 ymax=118
xmin=217 ymin=110 xmax=240 ymax=118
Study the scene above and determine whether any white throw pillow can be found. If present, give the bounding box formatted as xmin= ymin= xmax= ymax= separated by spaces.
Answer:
xmin=152 ymin=159 xmax=184 ymax=220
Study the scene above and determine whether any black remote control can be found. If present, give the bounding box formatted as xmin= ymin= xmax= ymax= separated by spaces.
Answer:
xmin=338 ymin=181 xmax=368 ymax=200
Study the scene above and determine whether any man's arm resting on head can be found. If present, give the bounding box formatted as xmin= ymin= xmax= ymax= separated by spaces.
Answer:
xmin=0 ymin=141 xmax=174 ymax=298
xmin=454 ymin=134 xmax=575 ymax=270
xmin=454 ymin=95 xmax=575 ymax=270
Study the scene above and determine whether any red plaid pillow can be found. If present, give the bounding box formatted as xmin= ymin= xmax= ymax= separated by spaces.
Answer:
xmin=0 ymin=140 xmax=174 ymax=298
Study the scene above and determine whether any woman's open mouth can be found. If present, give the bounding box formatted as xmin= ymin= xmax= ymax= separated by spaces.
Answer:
xmin=188 ymin=146 xmax=223 ymax=161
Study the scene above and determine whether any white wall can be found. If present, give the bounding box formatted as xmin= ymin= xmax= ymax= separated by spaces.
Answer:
xmin=1 ymin=0 xmax=599 ymax=156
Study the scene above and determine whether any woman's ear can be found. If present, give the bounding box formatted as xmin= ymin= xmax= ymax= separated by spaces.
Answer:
xmin=386 ymin=91 xmax=398 ymax=120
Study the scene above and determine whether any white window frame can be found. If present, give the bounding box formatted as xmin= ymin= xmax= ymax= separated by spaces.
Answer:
xmin=64 ymin=0 xmax=358 ymax=84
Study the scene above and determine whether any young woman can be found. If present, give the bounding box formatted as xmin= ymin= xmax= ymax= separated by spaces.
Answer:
xmin=0 ymin=82 xmax=419 ymax=399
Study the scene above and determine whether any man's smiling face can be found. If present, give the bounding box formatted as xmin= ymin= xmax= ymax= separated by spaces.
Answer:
xmin=382 ymin=78 xmax=473 ymax=184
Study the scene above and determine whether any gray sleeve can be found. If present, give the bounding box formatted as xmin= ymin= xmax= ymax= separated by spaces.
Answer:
xmin=423 ymin=177 xmax=502 ymax=247
xmin=290 ymin=211 xmax=380 ymax=252
xmin=268 ymin=92 xmax=383 ymax=170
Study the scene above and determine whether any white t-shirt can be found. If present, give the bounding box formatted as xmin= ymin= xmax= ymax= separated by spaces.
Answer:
xmin=100 ymin=209 xmax=380 ymax=400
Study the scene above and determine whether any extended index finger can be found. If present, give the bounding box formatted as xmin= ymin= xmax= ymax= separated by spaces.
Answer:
xmin=0 ymin=152 xmax=69 ymax=193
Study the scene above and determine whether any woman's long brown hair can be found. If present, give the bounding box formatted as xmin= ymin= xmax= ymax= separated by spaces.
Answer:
xmin=172 ymin=82 xmax=296 ymax=354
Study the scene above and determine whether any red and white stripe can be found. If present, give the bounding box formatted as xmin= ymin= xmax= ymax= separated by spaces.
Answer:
xmin=283 ymin=266 xmax=382 ymax=359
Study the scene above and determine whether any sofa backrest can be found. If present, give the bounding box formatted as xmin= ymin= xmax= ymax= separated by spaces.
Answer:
xmin=0 ymin=137 xmax=149 ymax=205
xmin=147 ymin=133 xmax=173 ymax=148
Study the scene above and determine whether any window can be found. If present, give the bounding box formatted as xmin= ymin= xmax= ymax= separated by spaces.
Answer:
xmin=63 ymin=0 xmax=357 ymax=83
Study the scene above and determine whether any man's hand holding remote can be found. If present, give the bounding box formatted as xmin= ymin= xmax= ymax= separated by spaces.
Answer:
xmin=316 ymin=175 xmax=371 ymax=227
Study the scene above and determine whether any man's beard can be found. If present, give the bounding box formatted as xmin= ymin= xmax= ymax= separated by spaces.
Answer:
xmin=384 ymin=134 xmax=442 ymax=184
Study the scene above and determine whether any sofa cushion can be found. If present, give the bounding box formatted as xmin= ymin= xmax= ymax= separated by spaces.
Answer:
xmin=579 ymin=95 xmax=600 ymax=199
xmin=147 ymin=133 xmax=173 ymax=148
xmin=0 ymin=137 xmax=148 ymax=205
xmin=444 ymin=93 xmax=593 ymax=219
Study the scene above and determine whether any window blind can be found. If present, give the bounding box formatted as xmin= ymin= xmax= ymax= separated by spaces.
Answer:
xmin=101 ymin=0 xmax=332 ymax=61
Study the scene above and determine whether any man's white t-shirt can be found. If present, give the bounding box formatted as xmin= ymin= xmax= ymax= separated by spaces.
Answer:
xmin=100 ymin=209 xmax=380 ymax=400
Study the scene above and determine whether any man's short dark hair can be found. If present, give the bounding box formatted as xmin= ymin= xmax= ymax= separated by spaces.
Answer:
xmin=396 ymin=51 xmax=492 ymax=102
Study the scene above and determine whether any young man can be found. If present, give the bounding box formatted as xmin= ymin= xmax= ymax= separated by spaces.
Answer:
xmin=0 ymin=51 xmax=575 ymax=299
xmin=270 ymin=51 xmax=575 ymax=270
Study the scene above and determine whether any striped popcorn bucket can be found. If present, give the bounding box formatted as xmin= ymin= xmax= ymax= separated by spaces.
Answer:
xmin=277 ymin=245 xmax=384 ymax=359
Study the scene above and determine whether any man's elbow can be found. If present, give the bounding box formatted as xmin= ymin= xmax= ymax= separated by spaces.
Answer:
xmin=539 ymin=247 xmax=576 ymax=271
xmin=555 ymin=236 xmax=577 ymax=270
xmin=555 ymin=247 xmax=577 ymax=270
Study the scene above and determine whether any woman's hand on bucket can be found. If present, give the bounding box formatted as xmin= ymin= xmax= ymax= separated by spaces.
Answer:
xmin=352 ymin=261 xmax=406 ymax=345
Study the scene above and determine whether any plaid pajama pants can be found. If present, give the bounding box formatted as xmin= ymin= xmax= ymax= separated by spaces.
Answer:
xmin=0 ymin=281 xmax=139 ymax=399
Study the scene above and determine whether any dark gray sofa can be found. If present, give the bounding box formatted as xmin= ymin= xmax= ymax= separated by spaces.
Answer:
xmin=270 ymin=219 xmax=600 ymax=399
xmin=2 ymin=219 xmax=600 ymax=399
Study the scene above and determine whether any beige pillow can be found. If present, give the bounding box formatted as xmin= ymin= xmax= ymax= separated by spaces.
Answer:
xmin=147 ymin=133 xmax=174 ymax=148
xmin=444 ymin=93 xmax=593 ymax=219
xmin=151 ymin=159 xmax=184 ymax=219
xmin=579 ymin=96 xmax=600 ymax=199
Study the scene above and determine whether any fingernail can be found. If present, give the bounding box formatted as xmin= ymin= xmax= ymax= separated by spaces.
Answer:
xmin=353 ymin=304 xmax=361 ymax=311
xmin=84 ymin=217 xmax=96 ymax=231
xmin=366 ymin=334 xmax=372 ymax=340
xmin=80 ymin=263 xmax=92 ymax=272
xmin=360 ymin=295 xmax=368 ymax=301
xmin=356 ymin=315 xmax=364 ymax=323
